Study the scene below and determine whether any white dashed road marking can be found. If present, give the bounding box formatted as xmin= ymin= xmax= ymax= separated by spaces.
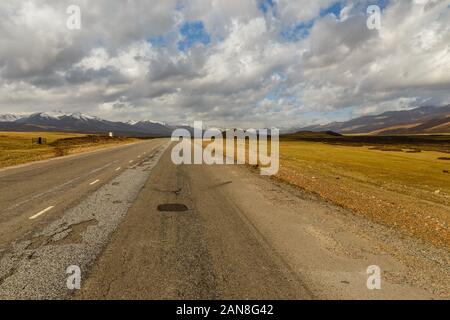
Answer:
xmin=29 ymin=206 xmax=54 ymax=220
xmin=1 ymin=163 xmax=113 ymax=214
xmin=89 ymin=179 xmax=100 ymax=186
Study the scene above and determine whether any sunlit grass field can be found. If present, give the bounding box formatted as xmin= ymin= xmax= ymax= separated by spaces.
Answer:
xmin=204 ymin=134 xmax=450 ymax=248
xmin=0 ymin=132 xmax=86 ymax=168
xmin=0 ymin=131 xmax=137 ymax=169
xmin=277 ymin=140 xmax=450 ymax=249
xmin=279 ymin=141 xmax=450 ymax=195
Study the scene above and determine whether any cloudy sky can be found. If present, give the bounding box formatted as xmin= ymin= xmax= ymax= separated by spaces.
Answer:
xmin=0 ymin=0 xmax=449 ymax=127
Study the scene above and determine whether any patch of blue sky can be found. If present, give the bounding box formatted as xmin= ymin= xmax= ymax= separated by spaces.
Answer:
xmin=319 ymin=1 xmax=342 ymax=17
xmin=280 ymin=0 xmax=391 ymax=42
xmin=280 ymin=20 xmax=314 ymax=42
xmin=177 ymin=21 xmax=211 ymax=51
xmin=147 ymin=34 xmax=172 ymax=48
xmin=354 ymin=0 xmax=390 ymax=13
xmin=280 ymin=1 xmax=342 ymax=42
xmin=257 ymin=0 xmax=275 ymax=14
xmin=265 ymin=91 xmax=298 ymax=106
xmin=175 ymin=0 xmax=184 ymax=11
xmin=264 ymin=71 xmax=288 ymax=101
xmin=374 ymin=0 xmax=390 ymax=11
xmin=265 ymin=90 xmax=279 ymax=101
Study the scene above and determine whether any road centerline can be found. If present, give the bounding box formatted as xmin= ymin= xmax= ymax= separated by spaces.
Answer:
xmin=90 ymin=179 xmax=100 ymax=186
xmin=29 ymin=206 xmax=55 ymax=220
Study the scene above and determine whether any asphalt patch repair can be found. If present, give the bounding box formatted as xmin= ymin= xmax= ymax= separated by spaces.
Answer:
xmin=157 ymin=203 xmax=189 ymax=212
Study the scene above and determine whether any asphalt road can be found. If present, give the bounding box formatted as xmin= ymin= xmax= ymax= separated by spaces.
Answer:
xmin=77 ymin=146 xmax=312 ymax=299
xmin=0 ymin=139 xmax=169 ymax=298
xmin=76 ymin=144 xmax=444 ymax=300
xmin=0 ymin=139 xmax=167 ymax=249
xmin=0 ymin=141 xmax=446 ymax=299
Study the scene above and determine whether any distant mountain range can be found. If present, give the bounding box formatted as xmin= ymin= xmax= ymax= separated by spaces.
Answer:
xmin=0 ymin=112 xmax=187 ymax=137
xmin=1 ymin=105 xmax=449 ymax=137
xmin=298 ymin=105 xmax=450 ymax=135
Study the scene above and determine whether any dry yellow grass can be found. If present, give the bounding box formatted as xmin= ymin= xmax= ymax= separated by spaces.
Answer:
xmin=203 ymin=137 xmax=450 ymax=248
xmin=276 ymin=141 xmax=450 ymax=249
xmin=0 ymin=131 xmax=138 ymax=169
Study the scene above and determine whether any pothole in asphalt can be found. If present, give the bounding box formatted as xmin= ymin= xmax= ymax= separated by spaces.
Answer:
xmin=157 ymin=203 xmax=188 ymax=212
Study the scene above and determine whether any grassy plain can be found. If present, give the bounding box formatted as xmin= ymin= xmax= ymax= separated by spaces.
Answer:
xmin=0 ymin=131 xmax=139 ymax=169
xmin=205 ymin=133 xmax=450 ymax=248
xmin=276 ymin=139 xmax=450 ymax=249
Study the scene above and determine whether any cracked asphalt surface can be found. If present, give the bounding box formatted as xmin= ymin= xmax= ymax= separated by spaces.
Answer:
xmin=0 ymin=140 xmax=448 ymax=299
xmin=0 ymin=139 xmax=169 ymax=299
xmin=77 ymin=147 xmax=312 ymax=299
xmin=77 ymin=144 xmax=447 ymax=299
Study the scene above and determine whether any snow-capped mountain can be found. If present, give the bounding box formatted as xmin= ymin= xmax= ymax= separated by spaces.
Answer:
xmin=126 ymin=120 xmax=139 ymax=126
xmin=0 ymin=113 xmax=26 ymax=122
xmin=127 ymin=120 xmax=172 ymax=136
xmin=65 ymin=112 xmax=99 ymax=121
xmin=0 ymin=112 xmax=180 ymax=137
xmin=127 ymin=119 xmax=166 ymax=126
